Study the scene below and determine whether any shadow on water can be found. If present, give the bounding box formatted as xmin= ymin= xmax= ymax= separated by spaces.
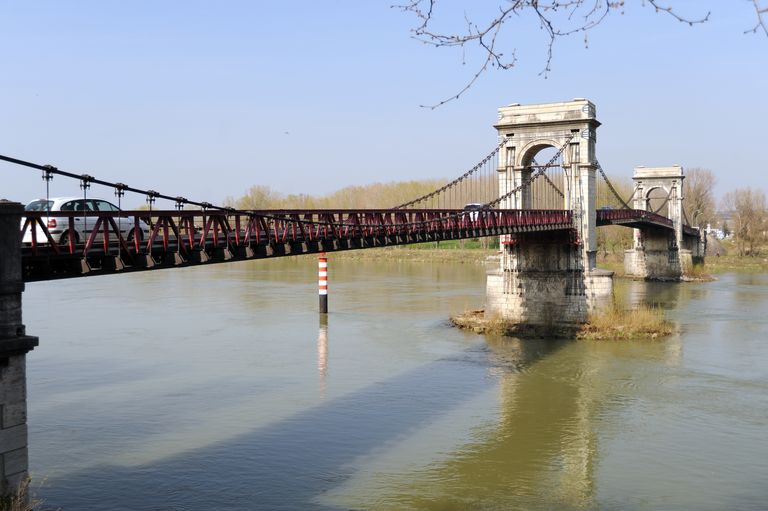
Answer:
xmin=328 ymin=334 xmax=684 ymax=511
xmin=41 ymin=331 xmax=570 ymax=511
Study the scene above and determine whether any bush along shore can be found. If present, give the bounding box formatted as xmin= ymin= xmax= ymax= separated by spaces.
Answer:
xmin=451 ymin=304 xmax=674 ymax=341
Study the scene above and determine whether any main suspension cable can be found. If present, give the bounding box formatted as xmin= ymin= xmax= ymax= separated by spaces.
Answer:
xmin=393 ymin=140 xmax=505 ymax=209
xmin=595 ymin=160 xmax=632 ymax=209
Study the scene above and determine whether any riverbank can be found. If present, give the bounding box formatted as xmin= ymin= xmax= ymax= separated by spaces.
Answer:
xmin=595 ymin=254 xmax=715 ymax=281
xmin=330 ymin=244 xmax=768 ymax=275
xmin=330 ymin=245 xmax=496 ymax=264
xmin=451 ymin=305 xmax=674 ymax=341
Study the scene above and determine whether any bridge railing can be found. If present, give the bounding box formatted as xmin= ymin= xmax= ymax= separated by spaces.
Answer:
xmin=20 ymin=208 xmax=574 ymax=257
xmin=596 ymin=208 xmax=673 ymax=228
xmin=682 ymin=224 xmax=700 ymax=237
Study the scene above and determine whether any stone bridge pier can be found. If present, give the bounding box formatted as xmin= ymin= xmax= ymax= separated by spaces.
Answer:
xmin=486 ymin=100 xmax=613 ymax=327
xmin=0 ymin=201 xmax=38 ymax=502
xmin=624 ymin=166 xmax=703 ymax=280
xmin=486 ymin=232 xmax=614 ymax=327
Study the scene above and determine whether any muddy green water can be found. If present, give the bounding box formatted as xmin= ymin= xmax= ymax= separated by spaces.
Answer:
xmin=23 ymin=258 xmax=768 ymax=510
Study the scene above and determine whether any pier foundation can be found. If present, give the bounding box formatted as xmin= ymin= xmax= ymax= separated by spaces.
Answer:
xmin=486 ymin=235 xmax=613 ymax=327
xmin=0 ymin=201 xmax=38 ymax=501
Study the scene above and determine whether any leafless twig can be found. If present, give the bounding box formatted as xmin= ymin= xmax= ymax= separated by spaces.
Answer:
xmin=394 ymin=1 xmax=714 ymax=108
xmin=746 ymin=0 xmax=768 ymax=35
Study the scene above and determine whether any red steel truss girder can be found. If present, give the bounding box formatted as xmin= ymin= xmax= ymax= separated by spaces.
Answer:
xmin=19 ymin=208 xmax=574 ymax=253
xmin=20 ymin=209 xmax=681 ymax=253
xmin=596 ymin=209 xmax=674 ymax=229
xmin=16 ymin=207 xmax=688 ymax=282
xmin=18 ymin=208 xmax=682 ymax=281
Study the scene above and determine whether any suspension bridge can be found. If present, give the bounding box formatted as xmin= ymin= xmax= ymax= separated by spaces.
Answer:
xmin=0 ymin=99 xmax=707 ymax=496
xmin=2 ymin=104 xmax=698 ymax=283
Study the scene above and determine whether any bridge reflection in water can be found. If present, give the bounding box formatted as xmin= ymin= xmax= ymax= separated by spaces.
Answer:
xmin=320 ymin=332 xmax=682 ymax=511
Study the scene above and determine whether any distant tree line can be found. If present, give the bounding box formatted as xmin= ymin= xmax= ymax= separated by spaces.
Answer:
xmin=682 ymin=168 xmax=768 ymax=256
xmin=721 ymin=187 xmax=767 ymax=256
xmin=224 ymin=180 xmax=448 ymax=210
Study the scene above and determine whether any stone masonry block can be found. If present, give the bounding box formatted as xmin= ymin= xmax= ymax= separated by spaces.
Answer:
xmin=0 ymin=425 xmax=27 ymax=453
xmin=2 ymin=447 xmax=27 ymax=476
xmin=2 ymin=403 xmax=26 ymax=429
xmin=0 ymin=356 xmax=26 ymax=400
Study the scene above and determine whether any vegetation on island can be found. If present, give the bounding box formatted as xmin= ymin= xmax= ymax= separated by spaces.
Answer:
xmin=451 ymin=303 xmax=674 ymax=341
xmin=577 ymin=303 xmax=674 ymax=341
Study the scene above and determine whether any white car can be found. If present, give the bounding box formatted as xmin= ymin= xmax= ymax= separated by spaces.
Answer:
xmin=463 ymin=203 xmax=488 ymax=222
xmin=22 ymin=197 xmax=149 ymax=245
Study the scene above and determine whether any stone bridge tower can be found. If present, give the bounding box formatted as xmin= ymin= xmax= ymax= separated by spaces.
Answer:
xmin=486 ymin=100 xmax=613 ymax=327
xmin=624 ymin=165 xmax=700 ymax=279
xmin=495 ymin=99 xmax=600 ymax=267
xmin=631 ymin=166 xmax=685 ymax=248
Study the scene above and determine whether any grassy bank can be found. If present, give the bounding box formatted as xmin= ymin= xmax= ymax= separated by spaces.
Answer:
xmin=598 ymin=251 xmax=768 ymax=277
xmin=700 ymin=253 xmax=768 ymax=273
xmin=451 ymin=304 xmax=674 ymax=341
xmin=331 ymin=241 xmax=496 ymax=264
xmin=329 ymin=239 xmax=768 ymax=275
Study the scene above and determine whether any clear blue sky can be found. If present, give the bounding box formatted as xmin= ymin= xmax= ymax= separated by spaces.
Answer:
xmin=1 ymin=1 xmax=766 ymax=208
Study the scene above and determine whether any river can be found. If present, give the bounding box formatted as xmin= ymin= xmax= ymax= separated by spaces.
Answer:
xmin=23 ymin=257 xmax=768 ymax=510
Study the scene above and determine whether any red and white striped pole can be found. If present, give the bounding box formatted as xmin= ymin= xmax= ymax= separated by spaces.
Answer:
xmin=318 ymin=252 xmax=328 ymax=314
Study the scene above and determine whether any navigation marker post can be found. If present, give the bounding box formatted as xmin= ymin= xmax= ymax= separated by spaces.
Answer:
xmin=318 ymin=253 xmax=328 ymax=314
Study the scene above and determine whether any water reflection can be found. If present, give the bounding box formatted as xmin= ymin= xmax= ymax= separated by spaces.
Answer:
xmin=619 ymin=279 xmax=682 ymax=309
xmin=31 ymin=318 xmax=573 ymax=510
xmin=318 ymin=315 xmax=328 ymax=397
xmin=326 ymin=335 xmax=682 ymax=510
xmin=616 ymin=277 xmax=714 ymax=314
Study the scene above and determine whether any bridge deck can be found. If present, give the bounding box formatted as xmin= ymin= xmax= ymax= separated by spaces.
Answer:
xmin=596 ymin=208 xmax=699 ymax=237
xmin=20 ymin=208 xmax=571 ymax=281
xmin=18 ymin=207 xmax=687 ymax=281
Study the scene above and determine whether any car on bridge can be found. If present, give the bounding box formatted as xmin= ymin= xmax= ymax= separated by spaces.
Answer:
xmin=22 ymin=197 xmax=150 ymax=245
xmin=463 ymin=203 xmax=489 ymax=222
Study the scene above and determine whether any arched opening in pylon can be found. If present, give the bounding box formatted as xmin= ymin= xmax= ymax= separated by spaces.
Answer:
xmin=645 ymin=186 xmax=671 ymax=218
xmin=519 ymin=144 xmax=566 ymax=210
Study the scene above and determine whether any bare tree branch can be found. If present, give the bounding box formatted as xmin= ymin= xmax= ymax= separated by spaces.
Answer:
xmin=746 ymin=0 xmax=768 ymax=35
xmin=394 ymin=1 xmax=726 ymax=107
xmin=645 ymin=0 xmax=710 ymax=25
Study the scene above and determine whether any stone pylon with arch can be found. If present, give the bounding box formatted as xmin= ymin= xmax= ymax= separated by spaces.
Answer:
xmin=486 ymin=99 xmax=613 ymax=327
xmin=624 ymin=165 xmax=702 ymax=279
